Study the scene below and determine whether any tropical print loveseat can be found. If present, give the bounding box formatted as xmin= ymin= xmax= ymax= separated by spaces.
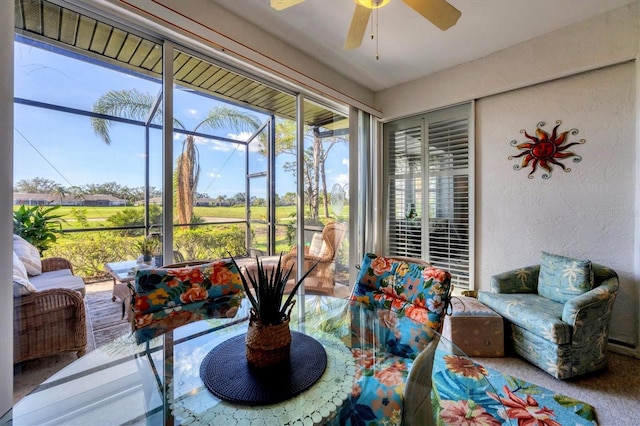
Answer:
xmin=478 ymin=251 xmax=619 ymax=379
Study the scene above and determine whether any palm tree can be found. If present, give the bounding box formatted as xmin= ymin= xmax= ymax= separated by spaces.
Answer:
xmin=90 ymin=89 xmax=262 ymax=224
xmin=52 ymin=185 xmax=67 ymax=205
xmin=274 ymin=120 xmax=345 ymax=220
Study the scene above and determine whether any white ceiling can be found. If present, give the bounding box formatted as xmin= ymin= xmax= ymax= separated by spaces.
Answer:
xmin=211 ymin=0 xmax=636 ymax=92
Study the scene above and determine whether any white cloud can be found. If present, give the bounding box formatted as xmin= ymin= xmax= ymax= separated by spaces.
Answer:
xmin=228 ymin=132 xmax=263 ymax=153
xmin=228 ymin=131 xmax=252 ymax=142
xmin=332 ymin=174 xmax=349 ymax=186
xmin=341 ymin=158 xmax=349 ymax=166
xmin=191 ymin=136 xmax=234 ymax=152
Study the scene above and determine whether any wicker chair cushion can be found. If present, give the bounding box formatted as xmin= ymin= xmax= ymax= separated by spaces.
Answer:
xmin=29 ymin=269 xmax=86 ymax=296
xmin=13 ymin=234 xmax=42 ymax=276
xmin=12 ymin=251 xmax=37 ymax=296
xmin=308 ymin=233 xmax=323 ymax=256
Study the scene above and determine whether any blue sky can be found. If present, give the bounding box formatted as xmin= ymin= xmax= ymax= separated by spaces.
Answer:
xmin=13 ymin=40 xmax=350 ymax=199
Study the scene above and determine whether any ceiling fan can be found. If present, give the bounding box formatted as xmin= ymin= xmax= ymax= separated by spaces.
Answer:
xmin=270 ymin=0 xmax=461 ymax=50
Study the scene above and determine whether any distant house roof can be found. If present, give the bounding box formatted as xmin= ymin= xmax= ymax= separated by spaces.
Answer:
xmin=13 ymin=193 xmax=127 ymax=206
xmin=195 ymin=198 xmax=214 ymax=206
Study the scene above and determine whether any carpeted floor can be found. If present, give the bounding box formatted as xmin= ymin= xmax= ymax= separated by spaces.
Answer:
xmin=12 ymin=282 xmax=640 ymax=425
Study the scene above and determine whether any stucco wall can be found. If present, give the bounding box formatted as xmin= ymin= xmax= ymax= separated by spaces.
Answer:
xmin=476 ymin=63 xmax=637 ymax=346
xmin=375 ymin=4 xmax=640 ymax=349
xmin=376 ymin=4 xmax=638 ymax=121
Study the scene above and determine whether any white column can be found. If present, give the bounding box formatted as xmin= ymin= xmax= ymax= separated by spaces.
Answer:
xmin=0 ymin=0 xmax=14 ymax=415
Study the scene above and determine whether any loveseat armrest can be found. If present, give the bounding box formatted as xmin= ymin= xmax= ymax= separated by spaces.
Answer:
xmin=14 ymin=287 xmax=85 ymax=309
xmin=14 ymin=288 xmax=87 ymax=363
xmin=41 ymin=257 xmax=74 ymax=274
xmin=562 ymin=272 xmax=619 ymax=327
xmin=283 ymin=246 xmax=334 ymax=265
xmin=489 ymin=265 xmax=539 ymax=294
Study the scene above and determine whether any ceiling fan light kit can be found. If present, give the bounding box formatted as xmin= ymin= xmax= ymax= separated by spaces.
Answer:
xmin=354 ymin=0 xmax=391 ymax=9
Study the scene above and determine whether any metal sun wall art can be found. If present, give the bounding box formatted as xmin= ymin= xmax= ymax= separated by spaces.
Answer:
xmin=509 ymin=120 xmax=585 ymax=179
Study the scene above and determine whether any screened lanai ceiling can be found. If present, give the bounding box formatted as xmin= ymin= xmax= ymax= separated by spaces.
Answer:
xmin=14 ymin=0 xmax=344 ymax=129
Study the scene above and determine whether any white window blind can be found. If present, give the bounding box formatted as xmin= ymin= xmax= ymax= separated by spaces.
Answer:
xmin=384 ymin=104 xmax=473 ymax=289
xmin=427 ymin=110 xmax=470 ymax=288
xmin=387 ymin=123 xmax=423 ymax=257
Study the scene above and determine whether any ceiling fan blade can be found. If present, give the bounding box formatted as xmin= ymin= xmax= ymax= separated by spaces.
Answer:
xmin=270 ymin=0 xmax=306 ymax=11
xmin=344 ymin=4 xmax=372 ymax=50
xmin=402 ymin=0 xmax=461 ymax=31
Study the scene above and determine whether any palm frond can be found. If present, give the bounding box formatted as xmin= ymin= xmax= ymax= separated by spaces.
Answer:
xmin=195 ymin=106 xmax=262 ymax=134
xmin=90 ymin=89 xmax=157 ymax=144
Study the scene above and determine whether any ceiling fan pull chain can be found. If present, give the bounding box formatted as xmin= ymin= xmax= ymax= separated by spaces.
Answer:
xmin=375 ymin=4 xmax=379 ymax=60
xmin=370 ymin=5 xmax=374 ymax=41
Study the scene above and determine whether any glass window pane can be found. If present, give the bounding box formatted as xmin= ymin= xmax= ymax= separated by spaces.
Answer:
xmin=275 ymin=117 xmax=297 ymax=254
xmin=171 ymin=49 xmax=268 ymax=234
xmin=301 ymin=99 xmax=350 ymax=293
xmin=15 ymin=39 xmax=162 ymax=115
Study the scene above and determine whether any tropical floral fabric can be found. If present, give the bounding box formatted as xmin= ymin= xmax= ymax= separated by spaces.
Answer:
xmin=338 ymin=253 xmax=452 ymax=426
xmin=479 ymin=262 xmax=618 ymax=379
xmin=432 ymin=350 xmax=597 ymax=425
xmin=131 ymin=259 xmax=244 ymax=343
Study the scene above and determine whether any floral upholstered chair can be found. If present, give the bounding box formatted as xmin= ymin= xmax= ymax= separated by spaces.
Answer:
xmin=131 ymin=259 xmax=245 ymax=343
xmin=337 ymin=253 xmax=452 ymax=426
xmin=478 ymin=251 xmax=619 ymax=379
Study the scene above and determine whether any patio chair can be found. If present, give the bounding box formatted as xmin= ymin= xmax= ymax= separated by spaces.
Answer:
xmin=14 ymin=257 xmax=87 ymax=363
xmin=281 ymin=221 xmax=347 ymax=295
xmin=337 ymin=253 xmax=452 ymax=425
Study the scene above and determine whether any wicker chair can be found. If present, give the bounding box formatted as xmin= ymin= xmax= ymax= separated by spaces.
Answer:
xmin=14 ymin=258 xmax=87 ymax=364
xmin=281 ymin=221 xmax=347 ymax=296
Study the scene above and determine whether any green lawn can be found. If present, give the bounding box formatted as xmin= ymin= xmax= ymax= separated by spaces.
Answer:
xmin=13 ymin=204 xmax=347 ymax=230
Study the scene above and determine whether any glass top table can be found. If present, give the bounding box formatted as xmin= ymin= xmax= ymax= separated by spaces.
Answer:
xmin=5 ymin=296 xmax=508 ymax=425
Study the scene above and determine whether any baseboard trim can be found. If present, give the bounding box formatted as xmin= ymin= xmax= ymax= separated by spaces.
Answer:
xmin=608 ymin=341 xmax=640 ymax=359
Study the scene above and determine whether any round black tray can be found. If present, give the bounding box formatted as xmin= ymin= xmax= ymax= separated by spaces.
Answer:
xmin=200 ymin=331 xmax=327 ymax=405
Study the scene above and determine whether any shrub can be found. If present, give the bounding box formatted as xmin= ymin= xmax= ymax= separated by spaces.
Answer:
xmin=13 ymin=205 xmax=65 ymax=254
xmin=174 ymin=226 xmax=246 ymax=260
xmin=107 ymin=205 xmax=162 ymax=236
xmin=46 ymin=231 xmax=137 ymax=279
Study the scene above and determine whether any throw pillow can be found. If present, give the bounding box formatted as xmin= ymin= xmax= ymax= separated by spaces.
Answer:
xmin=351 ymin=253 xmax=452 ymax=355
xmin=13 ymin=251 xmax=37 ymax=296
xmin=133 ymin=259 xmax=245 ymax=343
xmin=13 ymin=234 xmax=42 ymax=276
xmin=538 ymin=251 xmax=593 ymax=304
xmin=308 ymin=233 xmax=324 ymax=256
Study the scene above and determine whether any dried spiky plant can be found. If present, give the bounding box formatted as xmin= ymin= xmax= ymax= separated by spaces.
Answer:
xmin=231 ymin=254 xmax=318 ymax=326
